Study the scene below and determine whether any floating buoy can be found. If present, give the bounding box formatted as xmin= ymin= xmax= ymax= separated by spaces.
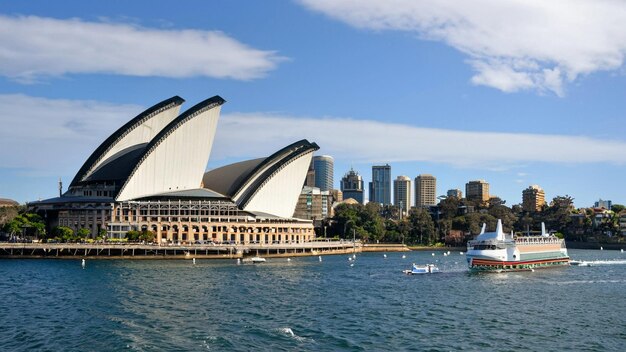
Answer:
xmin=621 ymin=249 xmax=624 ymax=253
xmin=350 ymin=263 xmax=354 ymax=267
xmin=192 ymin=258 xmax=196 ymax=265
xmin=460 ymin=252 xmax=464 ymax=255
xmin=81 ymin=259 xmax=85 ymax=268
xmin=402 ymin=255 xmax=406 ymax=259
xmin=348 ymin=257 xmax=353 ymax=261
xmin=352 ymin=254 xmax=356 ymax=259
xmin=287 ymin=258 xmax=291 ymax=262
xmin=600 ymin=247 xmax=604 ymax=251
xmin=432 ymin=253 xmax=435 ymax=256
xmin=319 ymin=256 xmax=322 ymax=262
xmin=447 ymin=251 xmax=451 ymax=255
xmin=237 ymin=258 xmax=241 ymax=265
xmin=443 ymin=253 xmax=448 ymax=256
xmin=383 ymin=254 xmax=387 ymax=258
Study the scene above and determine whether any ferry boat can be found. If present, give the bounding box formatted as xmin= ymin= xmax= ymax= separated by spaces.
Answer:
xmin=466 ymin=219 xmax=569 ymax=272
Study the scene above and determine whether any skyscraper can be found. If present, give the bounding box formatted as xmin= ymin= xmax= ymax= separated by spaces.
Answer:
xmin=466 ymin=180 xmax=490 ymax=203
xmin=340 ymin=168 xmax=364 ymax=204
xmin=370 ymin=164 xmax=391 ymax=205
xmin=522 ymin=185 xmax=546 ymax=212
xmin=394 ymin=176 xmax=411 ymax=214
xmin=415 ymin=174 xmax=437 ymax=207
xmin=312 ymin=155 xmax=334 ymax=191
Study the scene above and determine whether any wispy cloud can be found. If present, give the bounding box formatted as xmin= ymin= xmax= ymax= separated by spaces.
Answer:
xmin=2 ymin=95 xmax=626 ymax=177
xmin=214 ymin=112 xmax=626 ymax=168
xmin=0 ymin=94 xmax=140 ymax=174
xmin=0 ymin=15 xmax=286 ymax=82
xmin=298 ymin=0 xmax=626 ymax=96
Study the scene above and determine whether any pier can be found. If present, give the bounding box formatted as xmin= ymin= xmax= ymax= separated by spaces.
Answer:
xmin=0 ymin=240 xmax=363 ymax=259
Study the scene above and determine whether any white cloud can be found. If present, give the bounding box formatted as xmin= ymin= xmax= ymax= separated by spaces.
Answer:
xmin=0 ymin=94 xmax=141 ymax=174
xmin=0 ymin=15 xmax=285 ymax=82
xmin=298 ymin=0 xmax=626 ymax=96
xmin=2 ymin=95 xmax=626 ymax=177
xmin=214 ymin=112 xmax=626 ymax=168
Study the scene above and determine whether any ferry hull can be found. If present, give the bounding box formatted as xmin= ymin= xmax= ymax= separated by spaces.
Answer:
xmin=468 ymin=256 xmax=570 ymax=272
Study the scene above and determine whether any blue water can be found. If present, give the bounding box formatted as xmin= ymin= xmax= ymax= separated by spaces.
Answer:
xmin=1 ymin=249 xmax=624 ymax=351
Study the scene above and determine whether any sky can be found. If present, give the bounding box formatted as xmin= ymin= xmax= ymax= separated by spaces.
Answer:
xmin=1 ymin=0 xmax=625 ymax=208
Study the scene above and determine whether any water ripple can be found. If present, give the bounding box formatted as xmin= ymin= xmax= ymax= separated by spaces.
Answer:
xmin=0 ymin=250 xmax=624 ymax=351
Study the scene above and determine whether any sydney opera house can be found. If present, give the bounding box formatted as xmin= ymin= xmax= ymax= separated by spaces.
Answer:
xmin=30 ymin=96 xmax=319 ymax=244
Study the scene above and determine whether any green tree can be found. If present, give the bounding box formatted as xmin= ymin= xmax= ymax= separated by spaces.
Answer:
xmin=438 ymin=196 xmax=460 ymax=220
xmin=544 ymin=195 xmax=575 ymax=238
xmin=2 ymin=211 xmax=46 ymax=240
xmin=611 ymin=204 xmax=625 ymax=213
xmin=139 ymin=230 xmax=156 ymax=243
xmin=52 ymin=226 xmax=75 ymax=242
xmin=488 ymin=205 xmax=516 ymax=233
xmin=77 ymin=228 xmax=91 ymax=240
xmin=126 ymin=230 xmax=141 ymax=242
xmin=407 ymin=208 xmax=435 ymax=245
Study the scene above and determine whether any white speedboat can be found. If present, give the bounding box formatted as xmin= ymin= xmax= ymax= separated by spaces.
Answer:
xmin=242 ymin=256 xmax=266 ymax=264
xmin=403 ymin=263 xmax=439 ymax=275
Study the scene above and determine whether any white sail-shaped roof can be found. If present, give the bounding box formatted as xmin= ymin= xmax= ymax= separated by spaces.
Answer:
xmin=236 ymin=141 xmax=318 ymax=218
xmin=116 ymin=96 xmax=224 ymax=201
xmin=70 ymin=96 xmax=184 ymax=187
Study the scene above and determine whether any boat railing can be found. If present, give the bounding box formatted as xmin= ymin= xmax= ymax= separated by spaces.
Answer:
xmin=514 ymin=236 xmax=563 ymax=246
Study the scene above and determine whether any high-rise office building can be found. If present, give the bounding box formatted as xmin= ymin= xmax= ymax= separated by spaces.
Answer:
xmin=394 ymin=176 xmax=411 ymax=213
xmin=466 ymin=180 xmax=490 ymax=203
xmin=522 ymin=185 xmax=546 ymax=212
xmin=415 ymin=174 xmax=437 ymax=207
xmin=312 ymin=155 xmax=334 ymax=191
xmin=594 ymin=199 xmax=612 ymax=210
xmin=369 ymin=164 xmax=391 ymax=205
xmin=304 ymin=161 xmax=315 ymax=187
xmin=340 ymin=168 xmax=364 ymax=204
xmin=447 ymin=189 xmax=463 ymax=199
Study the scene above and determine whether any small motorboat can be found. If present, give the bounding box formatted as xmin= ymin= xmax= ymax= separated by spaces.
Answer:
xmin=403 ymin=263 xmax=439 ymax=275
xmin=242 ymin=256 xmax=266 ymax=264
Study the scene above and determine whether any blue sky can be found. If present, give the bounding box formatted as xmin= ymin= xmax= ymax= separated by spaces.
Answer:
xmin=1 ymin=0 xmax=625 ymax=207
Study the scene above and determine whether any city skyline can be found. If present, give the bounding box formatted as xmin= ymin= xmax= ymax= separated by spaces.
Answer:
xmin=1 ymin=1 xmax=626 ymax=208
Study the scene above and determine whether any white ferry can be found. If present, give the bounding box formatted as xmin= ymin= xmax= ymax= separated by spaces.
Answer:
xmin=466 ymin=219 xmax=569 ymax=271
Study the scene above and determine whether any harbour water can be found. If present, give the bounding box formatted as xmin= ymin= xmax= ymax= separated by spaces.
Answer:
xmin=1 ymin=249 xmax=624 ymax=351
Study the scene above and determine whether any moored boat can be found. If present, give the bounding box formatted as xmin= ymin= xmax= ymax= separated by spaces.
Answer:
xmin=466 ymin=220 xmax=569 ymax=272
xmin=242 ymin=256 xmax=266 ymax=264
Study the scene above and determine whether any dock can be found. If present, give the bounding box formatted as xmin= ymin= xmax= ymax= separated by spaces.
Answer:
xmin=0 ymin=241 xmax=362 ymax=259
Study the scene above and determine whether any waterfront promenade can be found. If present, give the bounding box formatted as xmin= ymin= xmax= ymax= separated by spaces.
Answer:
xmin=0 ymin=240 xmax=375 ymax=259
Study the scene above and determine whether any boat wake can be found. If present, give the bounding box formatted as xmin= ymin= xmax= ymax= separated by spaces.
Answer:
xmin=571 ymin=259 xmax=626 ymax=267
xmin=276 ymin=327 xmax=311 ymax=343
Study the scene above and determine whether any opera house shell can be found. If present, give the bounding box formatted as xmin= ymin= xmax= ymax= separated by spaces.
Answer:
xmin=30 ymin=96 xmax=319 ymax=244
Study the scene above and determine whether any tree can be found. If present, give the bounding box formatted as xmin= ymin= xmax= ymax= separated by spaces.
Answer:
xmin=139 ymin=230 xmax=155 ymax=243
xmin=2 ymin=211 xmax=46 ymax=240
xmin=438 ymin=196 xmax=460 ymax=220
xmin=407 ymin=208 xmax=435 ymax=245
xmin=126 ymin=230 xmax=141 ymax=242
xmin=544 ymin=195 xmax=575 ymax=238
xmin=77 ymin=228 xmax=91 ymax=240
xmin=488 ymin=205 xmax=516 ymax=233
xmin=611 ymin=204 xmax=625 ymax=213
xmin=52 ymin=226 xmax=74 ymax=242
